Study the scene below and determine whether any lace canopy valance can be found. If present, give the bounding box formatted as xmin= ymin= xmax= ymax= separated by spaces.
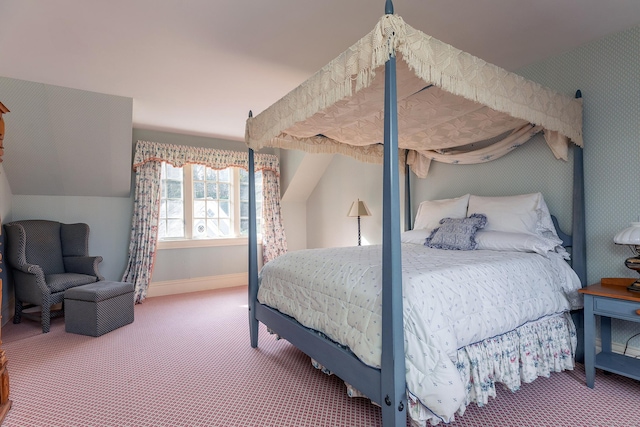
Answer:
xmin=245 ymin=14 xmax=582 ymax=177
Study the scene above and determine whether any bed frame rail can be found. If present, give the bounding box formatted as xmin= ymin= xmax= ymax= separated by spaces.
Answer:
xmin=255 ymin=303 xmax=383 ymax=404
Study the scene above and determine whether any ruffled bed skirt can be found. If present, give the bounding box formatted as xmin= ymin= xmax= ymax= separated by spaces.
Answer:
xmin=312 ymin=312 xmax=577 ymax=426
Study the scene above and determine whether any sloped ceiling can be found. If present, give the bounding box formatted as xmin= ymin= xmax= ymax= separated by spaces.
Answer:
xmin=281 ymin=153 xmax=334 ymax=203
xmin=0 ymin=77 xmax=133 ymax=197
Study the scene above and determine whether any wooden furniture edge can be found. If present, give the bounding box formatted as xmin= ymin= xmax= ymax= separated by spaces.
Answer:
xmin=600 ymin=277 xmax=636 ymax=287
xmin=0 ymin=101 xmax=7 ymax=163
xmin=579 ymin=278 xmax=640 ymax=303
xmin=0 ymin=280 xmax=11 ymax=423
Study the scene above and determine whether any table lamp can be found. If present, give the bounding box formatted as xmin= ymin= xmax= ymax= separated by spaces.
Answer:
xmin=613 ymin=222 xmax=640 ymax=292
xmin=348 ymin=199 xmax=371 ymax=246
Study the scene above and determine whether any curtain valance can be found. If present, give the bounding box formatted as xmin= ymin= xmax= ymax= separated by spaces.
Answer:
xmin=134 ymin=140 xmax=279 ymax=175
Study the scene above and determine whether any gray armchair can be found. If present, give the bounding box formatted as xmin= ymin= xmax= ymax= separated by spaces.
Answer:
xmin=4 ymin=220 xmax=103 ymax=333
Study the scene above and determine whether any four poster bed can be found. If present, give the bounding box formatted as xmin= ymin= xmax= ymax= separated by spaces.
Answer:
xmin=244 ymin=1 xmax=585 ymax=426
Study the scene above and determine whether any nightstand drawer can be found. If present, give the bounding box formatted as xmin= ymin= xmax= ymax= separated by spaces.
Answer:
xmin=594 ymin=297 xmax=640 ymax=322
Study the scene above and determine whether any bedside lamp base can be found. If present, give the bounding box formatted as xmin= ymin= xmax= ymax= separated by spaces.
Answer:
xmin=627 ymin=280 xmax=640 ymax=292
xmin=624 ymin=256 xmax=640 ymax=292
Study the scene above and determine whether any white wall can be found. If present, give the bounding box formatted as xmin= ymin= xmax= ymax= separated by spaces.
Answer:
xmin=307 ymin=154 xmax=405 ymax=248
xmin=280 ymin=150 xmax=334 ymax=252
xmin=153 ymin=245 xmax=252 ymax=281
xmin=280 ymin=149 xmax=306 ymax=196
xmin=279 ymin=149 xmax=309 ymax=252
xmin=281 ymin=201 xmax=307 ymax=251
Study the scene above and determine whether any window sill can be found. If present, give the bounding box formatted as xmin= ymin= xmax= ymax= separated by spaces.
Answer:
xmin=157 ymin=237 xmax=262 ymax=250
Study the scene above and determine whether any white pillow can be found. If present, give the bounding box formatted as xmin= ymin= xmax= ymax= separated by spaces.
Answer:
xmin=475 ymin=230 xmax=561 ymax=256
xmin=536 ymin=196 xmax=562 ymax=241
xmin=414 ymin=194 xmax=470 ymax=231
xmin=401 ymin=229 xmax=431 ymax=245
xmin=467 ymin=193 xmax=541 ymax=235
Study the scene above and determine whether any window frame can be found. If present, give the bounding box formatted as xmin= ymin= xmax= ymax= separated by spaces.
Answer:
xmin=157 ymin=163 xmax=262 ymax=249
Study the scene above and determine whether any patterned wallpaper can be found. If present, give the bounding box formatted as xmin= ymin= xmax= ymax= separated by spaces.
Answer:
xmin=517 ymin=24 xmax=640 ymax=346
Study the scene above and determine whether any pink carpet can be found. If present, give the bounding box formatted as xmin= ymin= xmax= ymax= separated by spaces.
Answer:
xmin=1 ymin=286 xmax=639 ymax=427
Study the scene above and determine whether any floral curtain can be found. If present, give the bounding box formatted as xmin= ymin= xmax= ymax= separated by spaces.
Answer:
xmin=124 ymin=140 xmax=287 ymax=303
xmin=261 ymin=170 xmax=287 ymax=262
xmin=122 ymin=160 xmax=162 ymax=303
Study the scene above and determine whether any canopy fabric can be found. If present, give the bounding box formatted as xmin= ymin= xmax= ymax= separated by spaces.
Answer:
xmin=245 ymin=14 xmax=583 ymax=177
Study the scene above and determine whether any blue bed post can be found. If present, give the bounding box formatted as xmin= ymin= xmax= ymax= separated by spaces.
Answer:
xmin=247 ymin=110 xmax=260 ymax=348
xmin=380 ymin=1 xmax=407 ymax=425
xmin=405 ymin=158 xmax=412 ymax=231
xmin=571 ymin=90 xmax=586 ymax=287
xmin=571 ymin=90 xmax=586 ymax=362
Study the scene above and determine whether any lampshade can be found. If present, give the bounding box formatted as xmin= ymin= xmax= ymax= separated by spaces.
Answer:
xmin=347 ymin=199 xmax=371 ymax=217
xmin=614 ymin=222 xmax=640 ymax=292
xmin=613 ymin=222 xmax=640 ymax=245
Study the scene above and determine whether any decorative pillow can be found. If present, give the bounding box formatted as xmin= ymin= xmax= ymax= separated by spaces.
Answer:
xmin=475 ymin=230 xmax=562 ymax=256
xmin=467 ymin=193 xmax=541 ymax=235
xmin=425 ymin=213 xmax=487 ymax=250
xmin=401 ymin=228 xmax=431 ymax=245
xmin=414 ymin=194 xmax=470 ymax=232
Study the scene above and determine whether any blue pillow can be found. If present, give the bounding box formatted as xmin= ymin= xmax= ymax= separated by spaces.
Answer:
xmin=424 ymin=213 xmax=487 ymax=250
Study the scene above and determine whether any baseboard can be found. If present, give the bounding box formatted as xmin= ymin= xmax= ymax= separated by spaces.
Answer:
xmin=147 ymin=273 xmax=247 ymax=298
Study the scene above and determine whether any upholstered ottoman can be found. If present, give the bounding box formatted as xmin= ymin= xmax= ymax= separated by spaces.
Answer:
xmin=64 ymin=281 xmax=134 ymax=337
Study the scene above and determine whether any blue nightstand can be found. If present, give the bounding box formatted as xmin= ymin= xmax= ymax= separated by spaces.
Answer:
xmin=579 ymin=278 xmax=640 ymax=388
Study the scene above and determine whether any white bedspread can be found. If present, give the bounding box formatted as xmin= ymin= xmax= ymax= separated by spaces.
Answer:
xmin=257 ymin=243 xmax=582 ymax=422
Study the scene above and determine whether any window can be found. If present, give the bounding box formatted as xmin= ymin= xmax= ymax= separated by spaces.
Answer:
xmin=159 ymin=162 xmax=262 ymax=244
